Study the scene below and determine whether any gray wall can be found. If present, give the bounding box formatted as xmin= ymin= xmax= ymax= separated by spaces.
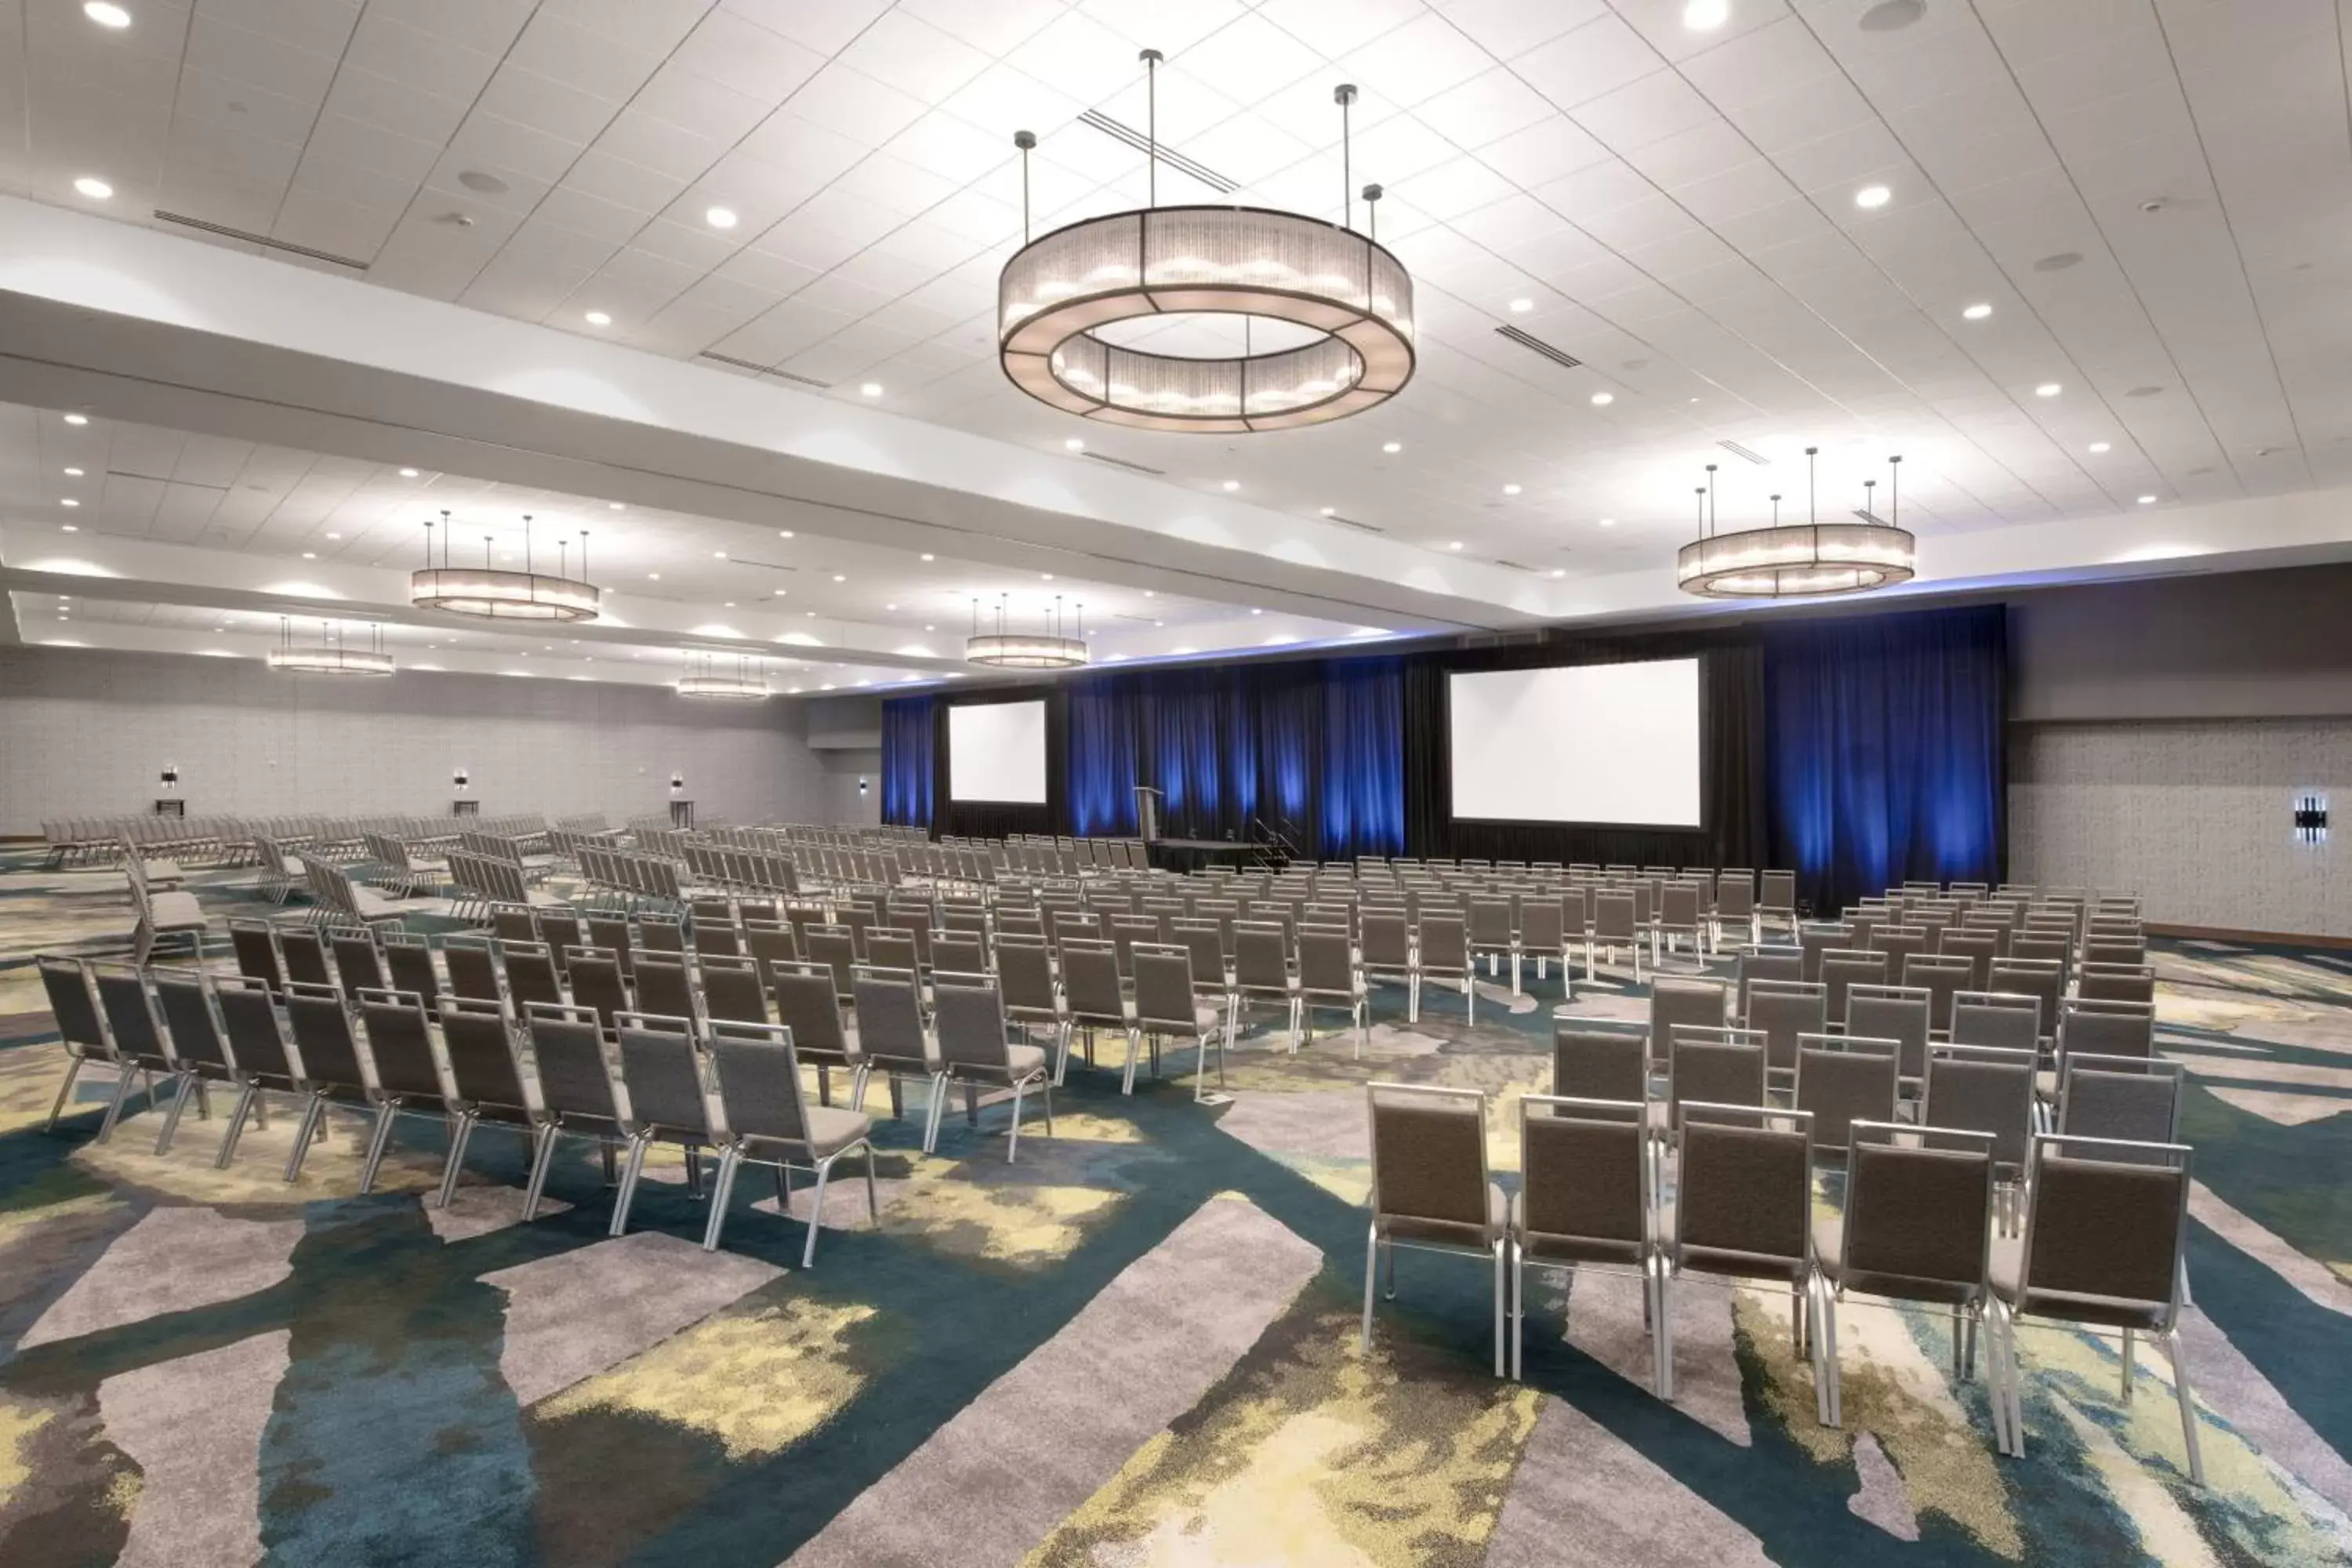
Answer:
xmin=0 ymin=644 xmax=858 ymax=833
xmin=2003 ymin=564 xmax=2351 ymax=935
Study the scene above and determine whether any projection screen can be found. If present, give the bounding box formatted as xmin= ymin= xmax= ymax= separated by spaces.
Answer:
xmin=1447 ymin=659 xmax=1703 ymax=826
xmin=947 ymin=699 xmax=1048 ymax=804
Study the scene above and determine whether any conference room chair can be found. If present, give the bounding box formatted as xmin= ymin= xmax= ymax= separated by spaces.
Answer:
xmin=631 ymin=951 xmax=698 ymax=1028
xmin=1845 ymin=984 xmax=1933 ymax=1098
xmin=638 ymin=916 xmax=687 ymax=955
xmin=1871 ymin=927 xmax=1931 ymax=993
xmin=700 ymin=953 xmax=771 ymax=1027
xmin=1359 ymin=911 xmax=1414 ymax=1003
xmin=1298 ymin=928 xmax=1368 ymax=1058
xmin=1105 ymin=915 xmax=1160 ymax=979
xmin=2078 ymin=963 xmax=2157 ymax=1007
xmin=209 ymin=975 xmax=301 ymax=1170
xmin=497 ymin=940 xmax=564 ymax=1014
xmin=996 ymin=907 xmax=1045 ymax=944
xmin=1817 ymin=949 xmax=1886 ymax=1031
xmin=1811 ymin=1123 xmax=2002 ymax=1435
xmin=702 ymin=1020 xmax=878 ymax=1265
xmin=2009 ymin=933 xmax=2073 ymax=985
xmin=442 ymin=936 xmax=504 ymax=1010
xmin=795 ymin=927 xmax=855 ymax=1005
xmin=431 ymin=996 xmax=543 ymax=1209
xmin=1951 ymin=992 xmax=2041 ymax=1057
xmin=770 ymin=962 xmax=863 ymax=1112
xmin=492 ymin=906 xmax=539 ymax=947
xmin=89 ymin=963 xmax=178 ymax=1147
xmin=1665 ymin=1028 xmax=1770 ymax=1160
xmin=353 ymin=988 xmax=453 ymax=1195
xmin=1553 ymin=1025 xmax=1649 ymax=1105
xmin=1741 ymin=978 xmax=1824 ymax=1094
xmin=281 ymin=981 xmax=375 ymax=1184
xmin=1735 ymin=946 xmax=1804 ymax=1021
xmin=1922 ymin=1045 xmax=2037 ymax=1233
xmin=2058 ymin=998 xmax=2157 ymax=1071
xmin=1510 ymin=1094 xmax=1658 ymax=1383
xmin=931 ymin=976 xmax=1051 ymax=1162
xmin=559 ymin=946 xmax=629 ymax=1037
xmin=535 ymin=909 xmax=583 ymax=977
xmin=1797 ymin=923 xmax=1851 ymax=983
xmin=583 ymin=914 xmax=637 ymax=980
xmin=1960 ymin=912 xmax=2013 ymax=957
xmin=1588 ymin=891 xmax=1643 ymax=983
xmin=1988 ymin=959 xmax=2066 ymax=1046
xmin=2057 ymin=1057 xmax=2186 ymax=1151
xmin=1711 ymin=869 xmax=1755 ymax=945
xmin=1758 ymin=870 xmax=1799 ymax=938
xmin=1991 ymin=1133 xmax=2203 ymax=1482
xmin=1131 ymin=942 xmax=1221 ymax=1099
xmin=1843 ymin=907 xmax=1885 ymax=953
xmin=1939 ymin=929 xmax=1999 ymax=991
xmin=1656 ymin=883 xmax=1706 ymax=968
xmin=927 ymin=929 xmax=987 ymax=980
xmin=147 ymin=967 xmax=238 ymax=1156
xmin=1794 ymin=1034 xmax=1900 ymax=1166
xmin=864 ymin=929 xmax=920 ymax=979
xmin=609 ymin=1011 xmax=716 ymax=1236
xmin=1413 ymin=912 xmax=1476 ymax=1024
xmin=1058 ymin=938 xmax=1133 ymax=1086
xmin=1657 ymin=1105 xmax=1816 ymax=1403
xmin=511 ymin=1001 xmax=622 ymax=1219
xmin=993 ymin=936 xmax=1067 ymax=1065
xmin=1466 ymin=896 xmax=1518 ymax=989
xmin=1228 ymin=921 xmax=1301 ymax=1050
xmin=2083 ymin=938 xmax=2147 ymax=970
xmin=227 ymin=920 xmax=288 ymax=998
xmin=1903 ymin=953 xmax=1975 ymax=1038
xmin=1648 ymin=975 xmax=1729 ymax=1073
xmin=327 ymin=927 xmax=389 ymax=996
xmin=279 ymin=927 xmax=335 ymax=989
xmin=1362 ymin=1083 xmax=1508 ymax=1377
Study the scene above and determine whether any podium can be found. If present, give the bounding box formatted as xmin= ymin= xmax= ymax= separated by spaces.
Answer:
xmin=1132 ymin=785 xmax=1163 ymax=844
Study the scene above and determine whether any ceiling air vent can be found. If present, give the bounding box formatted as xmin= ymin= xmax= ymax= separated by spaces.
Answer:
xmin=1076 ymin=111 xmax=1237 ymax=194
xmin=1717 ymin=440 xmax=1769 ymax=465
xmin=1080 ymin=449 xmax=1167 ymax=477
xmin=1322 ymin=512 xmax=1384 ymax=534
xmin=151 ymin=211 xmax=368 ymax=270
xmin=1494 ymin=325 xmax=1582 ymax=370
xmin=698 ymin=351 xmax=830 ymax=389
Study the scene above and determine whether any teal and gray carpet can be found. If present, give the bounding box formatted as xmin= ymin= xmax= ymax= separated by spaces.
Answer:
xmin=3 ymin=850 xmax=2350 ymax=1566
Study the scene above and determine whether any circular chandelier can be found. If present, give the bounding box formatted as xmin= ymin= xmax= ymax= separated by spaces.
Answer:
xmin=1678 ymin=448 xmax=1917 ymax=599
xmin=267 ymin=617 xmax=394 ymax=677
xmin=411 ymin=510 xmax=601 ymax=622
xmin=967 ymin=593 xmax=1089 ymax=670
xmin=997 ymin=56 xmax=1414 ymax=434
xmin=677 ymin=652 xmax=768 ymax=701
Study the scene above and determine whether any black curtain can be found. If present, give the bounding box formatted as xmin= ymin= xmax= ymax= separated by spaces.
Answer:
xmin=1402 ymin=635 xmax=1767 ymax=869
xmin=932 ymin=691 xmax=1064 ymax=840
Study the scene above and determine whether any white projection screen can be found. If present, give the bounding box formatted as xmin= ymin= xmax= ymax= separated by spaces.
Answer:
xmin=947 ymin=700 xmax=1049 ymax=804
xmin=1448 ymin=659 xmax=1704 ymax=827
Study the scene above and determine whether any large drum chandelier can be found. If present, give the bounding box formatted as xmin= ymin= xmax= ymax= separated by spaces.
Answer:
xmin=997 ymin=56 xmax=1414 ymax=434
xmin=412 ymin=511 xmax=601 ymax=622
xmin=677 ymin=652 xmax=768 ymax=701
xmin=267 ymin=617 xmax=394 ymax=676
xmin=1678 ymin=450 xmax=1917 ymax=598
xmin=967 ymin=593 xmax=1089 ymax=670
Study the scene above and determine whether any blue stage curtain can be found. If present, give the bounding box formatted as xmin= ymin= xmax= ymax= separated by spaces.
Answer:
xmin=1057 ymin=657 xmax=1406 ymax=859
xmin=1764 ymin=604 xmax=2005 ymax=913
xmin=879 ymin=695 xmax=935 ymax=829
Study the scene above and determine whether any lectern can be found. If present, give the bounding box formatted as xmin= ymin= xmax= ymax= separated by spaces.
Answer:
xmin=1133 ymin=785 xmax=1163 ymax=844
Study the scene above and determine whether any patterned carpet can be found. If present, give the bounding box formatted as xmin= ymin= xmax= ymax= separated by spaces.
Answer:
xmin=2 ymin=849 xmax=2350 ymax=1566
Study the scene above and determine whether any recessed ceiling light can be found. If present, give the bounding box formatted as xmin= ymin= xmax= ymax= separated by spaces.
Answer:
xmin=60 ymin=523 xmax=77 ymax=532
xmin=1590 ymin=391 xmax=1613 ymax=406
xmin=1064 ymin=437 xmax=1085 ymax=452
xmin=779 ymin=529 xmax=794 ymax=539
xmin=1598 ymin=517 xmax=1616 ymax=528
xmin=648 ymin=572 xmax=660 ymax=579
xmin=64 ymin=466 xmax=82 ymax=477
xmin=1250 ymin=607 xmax=1262 ymax=615
xmin=705 ymin=205 xmax=739 ymax=230
xmin=1682 ymin=0 xmax=1730 ymax=30
xmin=1550 ymin=568 xmax=1566 ymax=578
xmin=1319 ymin=506 xmax=1336 ymax=517
xmin=832 ymin=573 xmax=846 ymax=583
xmin=1381 ymin=441 xmax=1401 ymax=454
xmin=1142 ymin=590 xmax=1155 ymax=598
xmin=1503 ymin=483 xmax=1522 ymax=495
xmin=724 ymin=601 xmax=735 ymax=608
xmin=2137 ymin=494 xmax=2158 ymax=504
xmin=713 ymin=550 xmax=727 ymax=559
xmin=325 ymin=532 xmax=340 ymax=539
xmin=1446 ymin=540 xmax=1463 ymax=551
xmin=1962 ymin=303 xmax=1993 ymax=321
xmin=608 ymin=501 xmax=624 ymax=510
xmin=1854 ymin=184 xmax=1891 ymax=209
xmin=398 ymin=466 xmax=419 ymax=477
xmin=919 ymin=552 xmax=935 ymax=562
xmin=1508 ymin=297 xmax=1533 ymax=313
xmin=858 ymin=382 xmax=883 ymax=397
xmin=63 ymin=412 xmax=88 ymax=426
xmin=2088 ymin=441 xmax=2111 ymax=454
xmin=2034 ymin=382 xmax=2062 ymax=397
xmin=302 ymin=551 xmax=316 ymax=559
xmin=83 ymin=2 xmax=130 ymax=27
xmin=73 ymin=176 xmax=113 ymax=200
xmin=59 ymin=497 xmax=78 ymax=507
xmin=1221 ymin=480 xmax=1240 ymax=491
xmin=584 ymin=310 xmax=612 ymax=326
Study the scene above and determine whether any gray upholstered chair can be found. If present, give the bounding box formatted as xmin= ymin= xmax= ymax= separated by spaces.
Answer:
xmin=1951 ymin=991 xmax=2040 ymax=1056
xmin=1817 ymin=948 xmax=1887 ymax=1031
xmin=1298 ymin=928 xmax=1367 ymax=1056
xmin=1133 ymin=943 xmax=1220 ymax=1098
xmin=518 ymin=1001 xmax=622 ymax=1220
xmin=932 ymin=977 xmax=1051 ymax=1161
xmin=89 ymin=963 xmax=173 ymax=1145
xmin=2076 ymin=962 xmax=2156 ymax=1007
xmin=1510 ymin=1094 xmax=1657 ymax=1382
xmin=1058 ymin=938 xmax=1132 ymax=1085
xmin=149 ymin=967 xmax=237 ymax=1156
xmin=1552 ymin=1025 xmax=1647 ymax=1104
xmin=563 ymin=946 xmax=631 ymax=1037
xmin=1588 ymin=891 xmax=1642 ymax=982
xmin=1744 ymin=978 xmax=1824 ymax=1093
xmin=1922 ymin=1043 xmax=2037 ymax=1232
xmin=1229 ymin=920 xmax=1301 ymax=1047
xmin=1362 ymin=1083 xmax=1507 ymax=1377
xmin=442 ymin=936 xmax=503 ymax=1007
xmin=1758 ymin=869 xmax=1798 ymax=938
xmin=704 ymin=1020 xmax=877 ymax=1265
xmin=353 ymin=986 xmax=452 ymax=1194
xmin=1648 ymin=975 xmax=1728 ymax=1071
xmin=1659 ymin=1104 xmax=1816 ymax=1403
xmin=1846 ymin=983 xmax=1932 ymax=1096
xmin=1991 ymin=1134 xmax=2202 ymax=1481
xmin=1794 ymin=1033 xmax=1900 ymax=1163
xmin=1736 ymin=944 xmax=1803 ymax=1020
xmin=609 ymin=1011 xmax=713 ymax=1236
xmin=432 ymin=996 xmax=541 ymax=1209
xmin=2057 ymin=1055 xmax=2184 ymax=1149
xmin=633 ymin=951 xmax=699 ymax=1025
xmin=281 ymin=980 xmax=375 ymax=1184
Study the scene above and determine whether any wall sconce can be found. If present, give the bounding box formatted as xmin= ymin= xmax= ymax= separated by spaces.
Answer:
xmin=158 ymin=763 xmax=180 ymax=792
xmin=2294 ymin=791 xmax=2328 ymax=845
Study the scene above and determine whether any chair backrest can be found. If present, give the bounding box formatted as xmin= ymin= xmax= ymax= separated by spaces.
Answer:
xmin=535 ymin=909 xmax=583 ymax=971
xmin=1950 ymin=990 xmax=2040 ymax=1055
xmin=357 ymin=988 xmax=446 ymax=1101
xmin=699 ymin=953 xmax=770 ymax=1025
xmin=1987 ymin=959 xmax=2064 ymax=1039
xmin=766 ymin=964 xmax=845 ymax=1058
xmin=151 ymin=967 xmax=231 ymax=1073
xmin=211 ymin=975 xmax=296 ymax=1083
xmin=613 ymin=1012 xmax=710 ymax=1139
xmin=2057 ymin=1056 xmax=2184 ymax=1149
xmin=2076 ymin=962 xmax=2155 ymax=1007
xmin=1648 ymin=975 xmax=1727 ymax=1065
xmin=1297 ymin=929 xmax=1356 ymax=996
xmin=1736 ymin=946 xmax=1802 ymax=1017
xmin=933 ymin=978 xmax=1013 ymax=1074
xmin=499 ymin=941 xmax=564 ymax=1012
xmin=864 ymin=929 xmax=918 ymax=975
xmin=328 ymin=929 xmax=388 ymax=994
xmin=1840 ymin=1122 xmax=1994 ymax=1299
xmin=91 ymin=964 xmax=167 ymax=1067
xmin=1715 ymin=873 xmax=1755 ymax=919
xmin=493 ymin=906 xmax=538 ymax=946
xmin=1672 ymin=1105 xmax=1812 ymax=1276
xmin=437 ymin=998 xmax=530 ymax=1113
xmin=1232 ymin=923 xmax=1292 ymax=989
xmin=1552 ymin=1025 xmax=1646 ymax=1103
xmin=1131 ymin=945 xmax=1198 ymax=1031
xmin=995 ymin=938 xmax=1059 ymax=1013
xmin=633 ymin=952 xmax=698 ymax=1024
xmin=1937 ymin=929 xmax=1998 ymax=990
xmin=709 ymin=1021 xmax=819 ymax=1149
xmin=1668 ymin=1026 xmax=1768 ymax=1116
xmin=524 ymin=1002 xmax=619 ymax=1125
xmin=1798 ymin=923 xmax=1851 ymax=982
xmin=1467 ymin=896 xmax=1515 ymax=947
xmin=1058 ymin=941 xmax=1125 ymax=1025
xmin=2016 ymin=1134 xmax=2190 ymax=1325
xmin=1518 ymin=894 xmax=1565 ymax=948
xmin=1367 ymin=1083 xmax=1494 ymax=1248
xmin=1417 ymin=913 xmax=1468 ymax=975
xmin=1758 ymin=869 xmax=1796 ymax=912
xmin=852 ymin=964 xmax=932 ymax=1071
xmin=285 ymin=981 xmax=368 ymax=1094
xmin=1518 ymin=1095 xmax=1647 ymax=1261
xmin=1922 ymin=1044 xmax=2035 ymax=1171
xmin=560 ymin=946 xmax=627 ymax=1034
xmin=228 ymin=921 xmax=285 ymax=994
xmin=1359 ymin=911 xmax=1410 ymax=970
xmin=931 ymin=930 xmax=987 ymax=977
xmin=1901 ymin=953 xmax=1975 ymax=1034
xmin=1846 ymin=983 xmax=1932 ymax=1085
xmin=1794 ymin=1033 xmax=1899 ymax=1155
xmin=1659 ymin=883 xmax=1700 ymax=930
xmin=638 ymin=916 xmax=686 ymax=954
xmin=444 ymin=938 xmax=503 ymax=1004
xmin=1817 ymin=949 xmax=1888 ymax=1028
xmin=2059 ymin=999 xmax=2154 ymax=1065
xmin=1741 ymin=980 xmax=1824 ymax=1076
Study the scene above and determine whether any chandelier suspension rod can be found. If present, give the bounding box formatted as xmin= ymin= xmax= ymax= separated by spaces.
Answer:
xmin=1142 ymin=49 xmax=1161 ymax=208
xmin=1336 ymin=83 xmax=1357 ymax=230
